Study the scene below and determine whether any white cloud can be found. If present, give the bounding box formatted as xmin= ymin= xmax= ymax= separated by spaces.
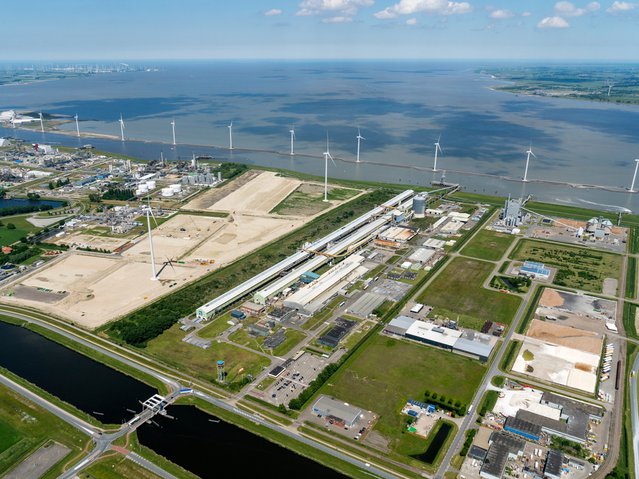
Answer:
xmin=322 ymin=15 xmax=354 ymax=22
xmin=607 ymin=0 xmax=636 ymax=12
xmin=537 ymin=15 xmax=570 ymax=27
xmin=490 ymin=9 xmax=514 ymax=19
xmin=374 ymin=0 xmax=472 ymax=19
xmin=554 ymin=1 xmax=600 ymax=16
xmin=264 ymin=8 xmax=283 ymax=16
xmin=521 ymin=11 xmax=532 ymax=16
xmin=297 ymin=0 xmax=374 ymax=21
xmin=406 ymin=17 xmax=418 ymax=23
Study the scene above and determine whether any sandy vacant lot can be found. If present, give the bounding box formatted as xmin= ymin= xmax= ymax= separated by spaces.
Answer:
xmin=182 ymin=170 xmax=261 ymax=211
xmin=527 ymin=319 xmax=603 ymax=355
xmin=185 ymin=213 xmax=302 ymax=265
xmin=512 ymin=338 xmax=599 ymax=393
xmin=51 ymin=233 xmax=130 ymax=252
xmin=210 ymin=171 xmax=301 ymax=214
xmin=125 ymin=214 xmax=225 ymax=261
xmin=1 ymin=253 xmax=202 ymax=328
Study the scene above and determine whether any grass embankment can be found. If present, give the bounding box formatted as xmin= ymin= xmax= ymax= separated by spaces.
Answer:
xmin=0 ymin=382 xmax=90 ymax=478
xmin=80 ymin=452 xmax=162 ymax=479
xmin=627 ymin=257 xmax=637 ymax=299
xmin=460 ymin=229 xmax=515 ymax=261
xmin=478 ymin=390 xmax=499 ymax=417
xmin=417 ymin=257 xmax=521 ymax=330
xmin=106 ymin=188 xmax=396 ymax=348
xmin=510 ymin=239 xmax=622 ymax=294
xmin=623 ymin=302 xmax=638 ymax=341
xmin=500 ymin=340 xmax=522 ymax=372
xmin=321 ymin=335 xmax=485 ymax=457
xmin=516 ymin=286 xmax=543 ymax=334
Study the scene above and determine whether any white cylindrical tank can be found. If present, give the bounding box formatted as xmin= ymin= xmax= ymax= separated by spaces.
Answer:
xmin=413 ymin=194 xmax=426 ymax=216
xmin=146 ymin=180 xmax=156 ymax=189
xmin=169 ymin=184 xmax=182 ymax=193
xmin=161 ymin=187 xmax=174 ymax=197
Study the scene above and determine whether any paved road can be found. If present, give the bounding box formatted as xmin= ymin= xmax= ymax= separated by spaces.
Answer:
xmin=631 ymin=352 xmax=639 ymax=479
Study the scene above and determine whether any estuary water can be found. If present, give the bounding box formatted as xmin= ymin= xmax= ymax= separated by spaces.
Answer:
xmin=2 ymin=61 xmax=639 ymax=211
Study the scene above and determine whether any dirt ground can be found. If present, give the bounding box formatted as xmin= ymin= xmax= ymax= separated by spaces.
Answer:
xmin=0 ymin=253 xmax=203 ymax=328
xmin=184 ymin=213 xmax=303 ymax=265
xmin=527 ymin=319 xmax=603 ymax=354
xmin=539 ymin=288 xmax=564 ymax=308
xmin=181 ymin=170 xmax=261 ymax=211
xmin=124 ymin=214 xmax=225 ymax=261
xmin=51 ymin=233 xmax=130 ymax=252
xmin=209 ymin=171 xmax=301 ymax=214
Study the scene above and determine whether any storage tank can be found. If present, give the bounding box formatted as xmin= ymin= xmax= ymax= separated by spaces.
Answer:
xmin=169 ymin=184 xmax=182 ymax=194
xmin=412 ymin=194 xmax=427 ymax=217
xmin=146 ymin=180 xmax=156 ymax=189
xmin=161 ymin=187 xmax=174 ymax=197
xmin=138 ymin=184 xmax=149 ymax=193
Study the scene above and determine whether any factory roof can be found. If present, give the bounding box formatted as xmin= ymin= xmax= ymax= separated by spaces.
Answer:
xmin=423 ymin=238 xmax=446 ymax=249
xmin=378 ymin=226 xmax=417 ymax=242
xmin=453 ymin=337 xmax=493 ymax=359
xmin=516 ymin=408 xmax=589 ymax=442
xmin=544 ymin=450 xmax=564 ymax=478
xmin=505 ymin=415 xmax=542 ymax=438
xmin=409 ymin=248 xmax=436 ymax=263
xmin=387 ymin=315 xmax=416 ymax=333
xmin=468 ymin=445 xmax=488 ymax=461
xmin=312 ymin=396 xmax=362 ymax=425
xmin=541 ymin=391 xmax=604 ymax=417
xmin=349 ymin=292 xmax=386 ymax=318
xmin=405 ymin=320 xmax=461 ymax=347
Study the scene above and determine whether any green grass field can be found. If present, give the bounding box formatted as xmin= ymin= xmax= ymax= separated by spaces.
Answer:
xmin=81 ymin=453 xmax=162 ymax=479
xmin=198 ymin=312 xmax=234 ymax=338
xmin=144 ymin=324 xmax=270 ymax=388
xmin=417 ymin=257 xmax=521 ymax=329
xmin=510 ymin=239 xmax=622 ymax=294
xmin=0 ymin=383 xmax=89 ymax=477
xmin=460 ymin=229 xmax=515 ymax=261
xmin=270 ymin=185 xmax=360 ymax=216
xmin=321 ymin=335 xmax=485 ymax=456
xmin=227 ymin=324 xmax=305 ymax=356
xmin=0 ymin=214 xmax=41 ymax=245
xmin=626 ymin=257 xmax=637 ymax=299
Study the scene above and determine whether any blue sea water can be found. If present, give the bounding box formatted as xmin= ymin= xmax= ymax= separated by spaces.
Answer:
xmin=2 ymin=61 xmax=639 ymax=211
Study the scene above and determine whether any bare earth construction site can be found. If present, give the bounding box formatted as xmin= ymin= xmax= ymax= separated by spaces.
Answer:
xmin=0 ymin=171 xmax=359 ymax=327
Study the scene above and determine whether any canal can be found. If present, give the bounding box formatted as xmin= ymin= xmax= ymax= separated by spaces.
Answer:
xmin=0 ymin=320 xmax=346 ymax=478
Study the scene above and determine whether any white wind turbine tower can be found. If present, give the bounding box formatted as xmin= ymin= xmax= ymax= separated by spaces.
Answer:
xmin=145 ymin=205 xmax=158 ymax=280
xmin=630 ymin=159 xmax=639 ymax=192
xmin=523 ymin=144 xmax=536 ymax=182
xmin=356 ymin=128 xmax=365 ymax=163
xmin=433 ymin=135 xmax=442 ymax=171
xmin=289 ymin=127 xmax=296 ymax=156
xmin=39 ymin=112 xmax=44 ymax=133
xmin=119 ymin=114 xmax=125 ymax=141
xmin=323 ymin=133 xmax=336 ymax=202
xmin=170 ymin=119 xmax=176 ymax=146
xmin=74 ymin=114 xmax=80 ymax=137
xmin=228 ymin=121 xmax=234 ymax=150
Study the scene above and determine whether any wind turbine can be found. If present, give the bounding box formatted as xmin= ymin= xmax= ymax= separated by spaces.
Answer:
xmin=119 ymin=114 xmax=125 ymax=141
xmin=630 ymin=159 xmax=639 ymax=192
xmin=74 ymin=114 xmax=80 ymax=137
xmin=433 ymin=135 xmax=442 ymax=171
xmin=523 ymin=144 xmax=536 ymax=182
xmin=228 ymin=121 xmax=233 ymax=150
xmin=289 ymin=127 xmax=296 ymax=156
xmin=323 ymin=133 xmax=336 ymax=202
xmin=356 ymin=128 xmax=365 ymax=163
xmin=39 ymin=112 xmax=44 ymax=133
xmin=144 ymin=205 xmax=158 ymax=280
xmin=170 ymin=119 xmax=176 ymax=146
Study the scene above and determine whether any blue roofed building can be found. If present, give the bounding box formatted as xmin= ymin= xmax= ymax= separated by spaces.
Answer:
xmin=519 ymin=261 xmax=551 ymax=280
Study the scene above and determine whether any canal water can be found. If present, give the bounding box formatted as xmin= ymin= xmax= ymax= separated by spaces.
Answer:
xmin=0 ymin=321 xmax=347 ymax=477
xmin=0 ymin=198 xmax=65 ymax=212
xmin=414 ymin=422 xmax=452 ymax=464
xmin=0 ymin=321 xmax=154 ymax=424
xmin=137 ymin=405 xmax=346 ymax=478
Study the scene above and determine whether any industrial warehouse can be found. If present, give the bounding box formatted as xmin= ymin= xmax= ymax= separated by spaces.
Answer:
xmin=384 ymin=315 xmax=497 ymax=361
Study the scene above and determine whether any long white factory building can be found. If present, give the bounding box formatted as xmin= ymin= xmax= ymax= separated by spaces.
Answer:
xmin=195 ymin=189 xmax=414 ymax=320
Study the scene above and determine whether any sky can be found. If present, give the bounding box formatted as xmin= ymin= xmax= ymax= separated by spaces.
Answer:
xmin=1 ymin=0 xmax=637 ymax=61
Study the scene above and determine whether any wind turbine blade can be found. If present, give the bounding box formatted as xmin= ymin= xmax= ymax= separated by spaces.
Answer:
xmin=530 ymin=151 xmax=536 ymax=158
